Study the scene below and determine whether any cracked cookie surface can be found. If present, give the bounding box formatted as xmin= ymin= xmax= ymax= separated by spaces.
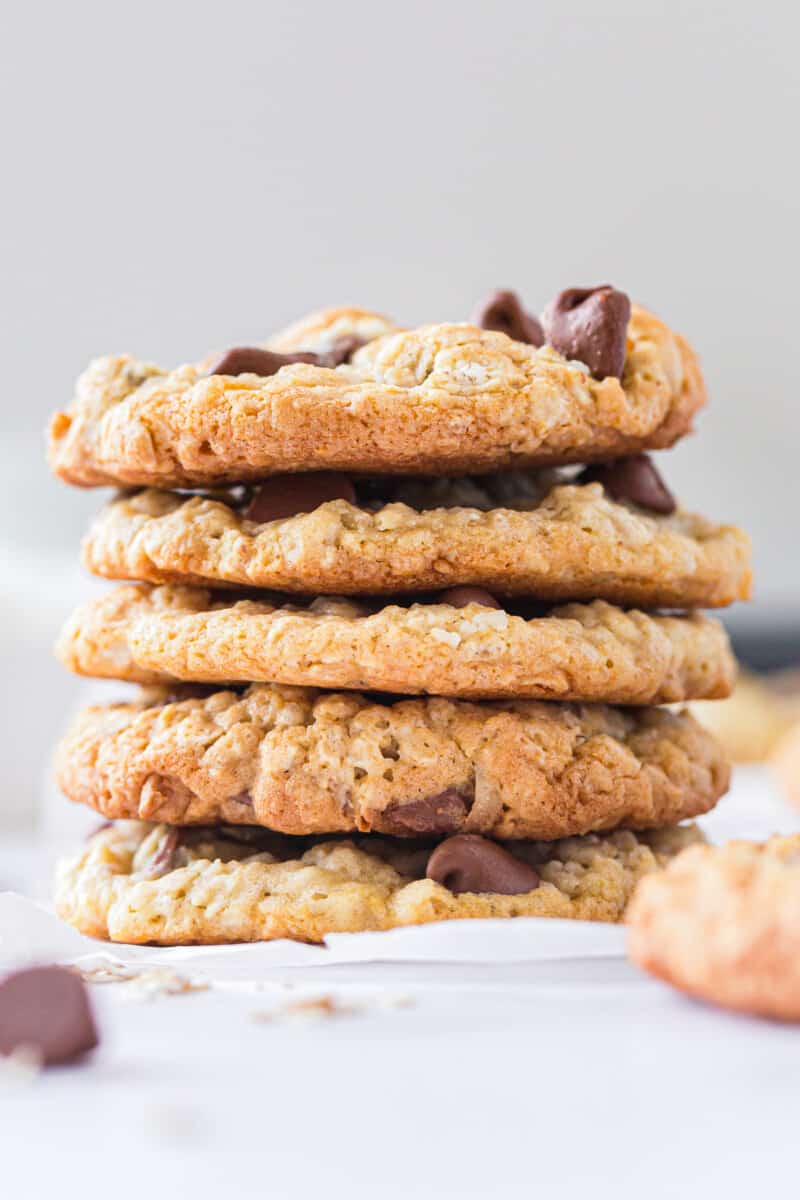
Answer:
xmin=628 ymin=836 xmax=800 ymax=1021
xmin=48 ymin=305 xmax=705 ymax=488
xmin=54 ymin=683 xmax=729 ymax=839
xmin=55 ymin=820 xmax=705 ymax=944
xmin=82 ymin=477 xmax=751 ymax=608
xmin=56 ymin=585 xmax=736 ymax=703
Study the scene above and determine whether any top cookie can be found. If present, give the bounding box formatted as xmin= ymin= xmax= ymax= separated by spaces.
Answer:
xmin=48 ymin=296 xmax=705 ymax=488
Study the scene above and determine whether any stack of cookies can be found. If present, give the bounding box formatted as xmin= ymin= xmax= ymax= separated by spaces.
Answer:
xmin=46 ymin=286 xmax=751 ymax=945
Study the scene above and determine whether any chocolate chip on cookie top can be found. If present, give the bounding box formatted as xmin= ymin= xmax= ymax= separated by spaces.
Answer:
xmin=207 ymin=338 xmax=367 ymax=379
xmin=426 ymin=834 xmax=540 ymax=895
xmin=541 ymin=285 xmax=631 ymax=380
xmin=243 ymin=473 xmax=357 ymax=523
xmin=206 ymin=347 xmax=321 ymax=377
xmin=472 ymin=289 xmax=544 ymax=347
xmin=579 ymin=454 xmax=676 ymax=515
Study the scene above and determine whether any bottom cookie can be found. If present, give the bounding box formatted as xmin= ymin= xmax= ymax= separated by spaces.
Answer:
xmin=56 ymin=820 xmax=703 ymax=945
xmin=627 ymin=835 xmax=800 ymax=1021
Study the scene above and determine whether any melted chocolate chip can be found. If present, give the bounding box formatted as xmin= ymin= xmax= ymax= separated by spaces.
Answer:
xmin=383 ymin=790 xmax=469 ymax=836
xmin=244 ymin=473 xmax=357 ymax=523
xmin=579 ymin=454 xmax=676 ymax=515
xmin=207 ymin=347 xmax=320 ymax=377
xmin=541 ymin=286 xmax=631 ymax=380
xmin=0 ymin=967 xmax=98 ymax=1066
xmin=426 ymin=834 xmax=540 ymax=895
xmin=472 ymin=290 xmax=544 ymax=347
xmin=436 ymin=587 xmax=502 ymax=610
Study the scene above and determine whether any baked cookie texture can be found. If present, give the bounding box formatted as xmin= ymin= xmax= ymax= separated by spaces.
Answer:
xmin=55 ymin=585 xmax=736 ymax=703
xmin=691 ymin=670 xmax=800 ymax=765
xmin=54 ymin=684 xmax=729 ymax=839
xmin=48 ymin=305 xmax=705 ymax=488
xmin=627 ymin=836 xmax=800 ymax=1021
xmin=55 ymin=819 xmax=705 ymax=944
xmin=82 ymin=479 xmax=752 ymax=608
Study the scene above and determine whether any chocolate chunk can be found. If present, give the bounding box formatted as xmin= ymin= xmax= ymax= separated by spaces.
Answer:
xmin=426 ymin=834 xmax=540 ymax=895
xmin=472 ymin=289 xmax=544 ymax=347
xmin=0 ymin=966 xmax=98 ymax=1066
xmin=437 ymin=587 xmax=502 ymax=610
xmin=141 ymin=828 xmax=182 ymax=879
xmin=541 ymin=286 xmax=631 ymax=380
xmin=316 ymin=336 xmax=367 ymax=367
xmin=579 ymin=454 xmax=676 ymax=515
xmin=244 ymin=473 xmax=357 ymax=523
xmin=207 ymin=347 xmax=320 ymax=377
xmin=384 ymin=790 xmax=469 ymax=835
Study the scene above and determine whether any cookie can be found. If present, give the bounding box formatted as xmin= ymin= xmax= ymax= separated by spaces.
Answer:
xmin=627 ymin=836 xmax=800 ymax=1021
xmin=48 ymin=304 xmax=705 ymax=488
xmin=54 ymin=683 xmax=728 ymax=839
xmin=81 ymin=474 xmax=751 ymax=608
xmin=691 ymin=669 xmax=800 ymax=765
xmin=55 ymin=819 xmax=705 ymax=944
xmin=56 ymin=585 xmax=736 ymax=703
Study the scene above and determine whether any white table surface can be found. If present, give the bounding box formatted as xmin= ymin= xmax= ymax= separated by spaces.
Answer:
xmin=1 ymin=768 xmax=799 ymax=1200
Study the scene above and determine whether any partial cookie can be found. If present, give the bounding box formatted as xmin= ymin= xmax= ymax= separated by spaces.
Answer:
xmin=55 ymin=820 xmax=705 ymax=943
xmin=48 ymin=304 xmax=705 ymax=488
xmin=82 ymin=475 xmax=751 ymax=608
xmin=54 ymin=683 xmax=729 ymax=839
xmin=628 ymin=836 xmax=800 ymax=1021
xmin=56 ymin=585 xmax=736 ymax=703
xmin=691 ymin=669 xmax=800 ymax=765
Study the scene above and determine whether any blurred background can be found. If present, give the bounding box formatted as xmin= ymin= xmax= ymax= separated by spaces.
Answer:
xmin=1 ymin=0 xmax=797 ymax=826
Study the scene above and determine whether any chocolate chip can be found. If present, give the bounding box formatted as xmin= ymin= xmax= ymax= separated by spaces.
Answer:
xmin=472 ymin=289 xmax=544 ymax=347
xmin=0 ymin=966 xmax=98 ymax=1066
xmin=141 ymin=828 xmax=181 ymax=879
xmin=244 ymin=473 xmax=357 ymax=523
xmin=579 ymin=454 xmax=676 ymax=515
xmin=541 ymin=286 xmax=631 ymax=380
xmin=436 ymin=587 xmax=502 ymax=610
xmin=426 ymin=834 xmax=540 ymax=895
xmin=207 ymin=347 xmax=320 ymax=377
xmin=384 ymin=790 xmax=469 ymax=835
xmin=316 ymin=336 xmax=367 ymax=367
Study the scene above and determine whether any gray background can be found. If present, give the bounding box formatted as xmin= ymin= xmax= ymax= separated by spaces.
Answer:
xmin=1 ymin=0 xmax=797 ymax=822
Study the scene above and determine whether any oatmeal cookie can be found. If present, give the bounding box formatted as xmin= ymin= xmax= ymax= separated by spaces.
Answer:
xmin=55 ymin=820 xmax=704 ymax=943
xmin=48 ymin=305 xmax=704 ymax=488
xmin=55 ymin=585 xmax=736 ymax=703
xmin=54 ymin=683 xmax=728 ymax=839
xmin=628 ymin=836 xmax=800 ymax=1021
xmin=81 ymin=477 xmax=751 ymax=608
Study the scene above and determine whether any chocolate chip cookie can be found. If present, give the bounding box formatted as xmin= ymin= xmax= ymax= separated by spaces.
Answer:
xmin=54 ymin=683 xmax=729 ymax=839
xmin=56 ymin=584 xmax=736 ymax=703
xmin=56 ymin=819 xmax=705 ymax=943
xmin=48 ymin=299 xmax=705 ymax=488
xmin=81 ymin=464 xmax=751 ymax=608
